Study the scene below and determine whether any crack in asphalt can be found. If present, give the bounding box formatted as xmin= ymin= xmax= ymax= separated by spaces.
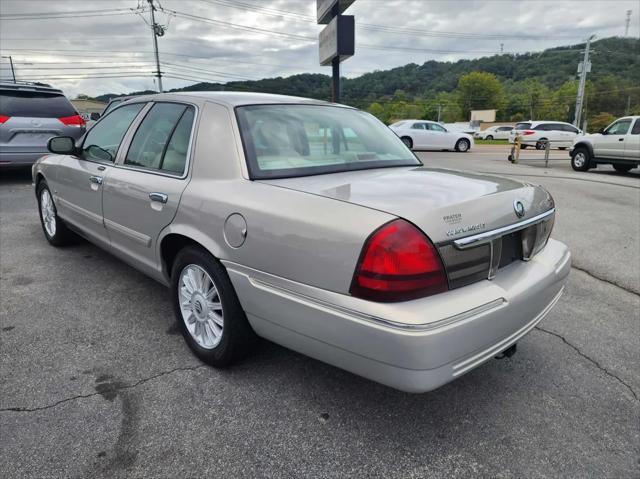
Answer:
xmin=0 ymin=364 xmax=207 ymax=413
xmin=571 ymin=265 xmax=639 ymax=296
xmin=535 ymin=326 xmax=639 ymax=402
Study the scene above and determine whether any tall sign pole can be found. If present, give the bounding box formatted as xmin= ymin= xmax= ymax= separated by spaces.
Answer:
xmin=573 ymin=35 xmax=594 ymax=129
xmin=318 ymin=0 xmax=355 ymax=103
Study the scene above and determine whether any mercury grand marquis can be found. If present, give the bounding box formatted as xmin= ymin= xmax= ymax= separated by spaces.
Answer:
xmin=32 ymin=92 xmax=571 ymax=392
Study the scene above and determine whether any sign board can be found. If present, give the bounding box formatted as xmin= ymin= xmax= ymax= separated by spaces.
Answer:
xmin=319 ymin=15 xmax=355 ymax=65
xmin=317 ymin=0 xmax=355 ymax=24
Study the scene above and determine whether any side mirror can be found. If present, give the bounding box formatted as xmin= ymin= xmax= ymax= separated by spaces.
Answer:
xmin=47 ymin=136 xmax=77 ymax=155
xmin=90 ymin=112 xmax=101 ymax=121
xmin=599 ymin=128 xmax=606 ymax=135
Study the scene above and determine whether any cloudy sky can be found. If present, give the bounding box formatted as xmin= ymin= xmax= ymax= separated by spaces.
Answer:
xmin=1 ymin=0 xmax=638 ymax=98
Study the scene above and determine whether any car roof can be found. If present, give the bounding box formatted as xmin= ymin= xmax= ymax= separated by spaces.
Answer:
xmin=127 ymin=91 xmax=348 ymax=108
xmin=527 ymin=120 xmax=574 ymax=125
xmin=0 ymin=81 xmax=63 ymax=94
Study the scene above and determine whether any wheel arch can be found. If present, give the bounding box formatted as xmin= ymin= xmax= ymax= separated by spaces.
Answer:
xmin=158 ymin=227 xmax=225 ymax=282
xmin=34 ymin=172 xmax=46 ymax=196
xmin=571 ymin=141 xmax=594 ymax=157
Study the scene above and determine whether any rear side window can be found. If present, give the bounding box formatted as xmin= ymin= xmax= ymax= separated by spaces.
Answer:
xmin=125 ymin=102 xmax=194 ymax=175
xmin=411 ymin=123 xmax=425 ymax=130
xmin=632 ymin=119 xmax=640 ymax=135
xmin=0 ymin=90 xmax=76 ymax=118
xmin=82 ymin=103 xmax=145 ymax=162
xmin=562 ymin=124 xmax=579 ymax=133
xmin=515 ymin=122 xmax=531 ymax=130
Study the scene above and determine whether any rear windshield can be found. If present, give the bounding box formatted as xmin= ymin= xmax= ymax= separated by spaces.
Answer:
xmin=514 ymin=122 xmax=531 ymax=130
xmin=236 ymin=104 xmax=420 ymax=179
xmin=0 ymin=90 xmax=76 ymax=118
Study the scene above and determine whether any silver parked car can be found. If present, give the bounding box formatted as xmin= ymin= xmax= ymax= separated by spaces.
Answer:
xmin=32 ymin=92 xmax=570 ymax=393
xmin=1 ymin=82 xmax=86 ymax=167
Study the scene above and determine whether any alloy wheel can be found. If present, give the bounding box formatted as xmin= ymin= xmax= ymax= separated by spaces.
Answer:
xmin=178 ymin=264 xmax=224 ymax=349
xmin=40 ymin=189 xmax=57 ymax=237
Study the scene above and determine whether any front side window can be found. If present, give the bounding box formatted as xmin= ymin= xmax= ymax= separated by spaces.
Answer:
xmin=125 ymin=103 xmax=193 ymax=174
xmin=428 ymin=123 xmax=446 ymax=132
xmin=82 ymin=103 xmax=144 ymax=162
xmin=236 ymin=104 xmax=420 ymax=179
xmin=605 ymin=119 xmax=632 ymax=135
xmin=515 ymin=122 xmax=531 ymax=130
xmin=411 ymin=123 xmax=426 ymax=130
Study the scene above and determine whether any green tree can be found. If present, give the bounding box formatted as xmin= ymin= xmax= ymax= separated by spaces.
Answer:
xmin=456 ymin=71 xmax=505 ymax=119
xmin=588 ymin=112 xmax=616 ymax=133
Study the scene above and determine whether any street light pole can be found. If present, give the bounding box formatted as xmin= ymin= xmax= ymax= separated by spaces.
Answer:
xmin=147 ymin=0 xmax=163 ymax=92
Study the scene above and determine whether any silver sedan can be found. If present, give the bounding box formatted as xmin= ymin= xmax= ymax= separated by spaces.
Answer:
xmin=32 ymin=92 xmax=570 ymax=393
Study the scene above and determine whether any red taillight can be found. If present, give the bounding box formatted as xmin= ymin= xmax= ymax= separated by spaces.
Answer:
xmin=350 ymin=219 xmax=449 ymax=302
xmin=58 ymin=114 xmax=85 ymax=127
xmin=0 ymin=115 xmax=10 ymax=124
xmin=522 ymin=130 xmax=535 ymax=136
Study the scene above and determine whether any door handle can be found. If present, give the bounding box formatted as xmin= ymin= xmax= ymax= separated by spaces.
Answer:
xmin=618 ymin=138 xmax=624 ymax=141
xmin=89 ymin=175 xmax=103 ymax=185
xmin=149 ymin=192 xmax=168 ymax=204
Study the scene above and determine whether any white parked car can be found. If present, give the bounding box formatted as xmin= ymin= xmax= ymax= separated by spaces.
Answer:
xmin=475 ymin=125 xmax=513 ymax=140
xmin=508 ymin=121 xmax=582 ymax=150
xmin=570 ymin=116 xmax=640 ymax=172
xmin=389 ymin=120 xmax=474 ymax=152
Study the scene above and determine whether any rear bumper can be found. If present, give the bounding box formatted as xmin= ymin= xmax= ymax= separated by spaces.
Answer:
xmin=0 ymin=150 xmax=47 ymax=166
xmin=224 ymin=238 xmax=571 ymax=393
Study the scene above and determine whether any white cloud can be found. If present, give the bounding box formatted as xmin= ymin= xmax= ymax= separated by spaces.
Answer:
xmin=0 ymin=0 xmax=637 ymax=98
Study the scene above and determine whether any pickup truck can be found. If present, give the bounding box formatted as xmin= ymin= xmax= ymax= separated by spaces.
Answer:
xmin=570 ymin=116 xmax=640 ymax=173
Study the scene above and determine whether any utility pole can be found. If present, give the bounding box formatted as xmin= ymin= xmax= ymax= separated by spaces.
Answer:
xmin=625 ymin=10 xmax=632 ymax=37
xmin=500 ymin=43 xmax=504 ymax=54
xmin=437 ymin=104 xmax=442 ymax=122
xmin=7 ymin=56 xmax=15 ymax=82
xmin=626 ymin=95 xmax=631 ymax=115
xmin=573 ymin=35 xmax=594 ymax=128
xmin=147 ymin=0 xmax=163 ymax=92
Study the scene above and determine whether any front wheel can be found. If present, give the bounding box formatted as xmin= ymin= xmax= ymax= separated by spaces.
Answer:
xmin=612 ymin=164 xmax=634 ymax=173
xmin=455 ymin=138 xmax=470 ymax=152
xmin=170 ymin=246 xmax=255 ymax=367
xmin=570 ymin=147 xmax=591 ymax=171
xmin=400 ymin=136 xmax=413 ymax=149
xmin=485 ymin=135 xmax=494 ymax=141
xmin=37 ymin=181 xmax=75 ymax=246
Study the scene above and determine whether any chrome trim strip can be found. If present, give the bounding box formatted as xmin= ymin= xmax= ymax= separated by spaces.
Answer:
xmin=454 ymin=208 xmax=555 ymax=250
xmin=104 ymin=218 xmax=151 ymax=247
xmin=227 ymin=266 xmax=505 ymax=332
xmin=56 ymin=197 xmax=103 ymax=224
xmin=452 ymin=286 xmax=564 ymax=376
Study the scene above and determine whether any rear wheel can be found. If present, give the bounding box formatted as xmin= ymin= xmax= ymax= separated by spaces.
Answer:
xmin=455 ymin=138 xmax=470 ymax=152
xmin=570 ymin=147 xmax=591 ymax=171
xmin=400 ymin=136 xmax=413 ymax=149
xmin=37 ymin=181 xmax=75 ymax=246
xmin=612 ymin=163 xmax=634 ymax=173
xmin=170 ymin=245 xmax=255 ymax=367
xmin=535 ymin=138 xmax=548 ymax=150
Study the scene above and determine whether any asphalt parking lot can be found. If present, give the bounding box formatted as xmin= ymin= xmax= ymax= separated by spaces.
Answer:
xmin=1 ymin=146 xmax=639 ymax=478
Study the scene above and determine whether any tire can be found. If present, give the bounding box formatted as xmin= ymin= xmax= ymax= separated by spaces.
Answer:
xmin=520 ymin=144 xmax=528 ymax=149
xmin=36 ymin=180 xmax=75 ymax=246
xmin=170 ymin=245 xmax=256 ymax=367
xmin=485 ymin=135 xmax=494 ymax=141
xmin=535 ymin=139 xmax=548 ymax=150
xmin=612 ymin=163 xmax=634 ymax=173
xmin=558 ymin=147 xmax=567 ymax=150
xmin=570 ymin=147 xmax=591 ymax=171
xmin=455 ymin=138 xmax=470 ymax=152
xmin=400 ymin=136 xmax=413 ymax=149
